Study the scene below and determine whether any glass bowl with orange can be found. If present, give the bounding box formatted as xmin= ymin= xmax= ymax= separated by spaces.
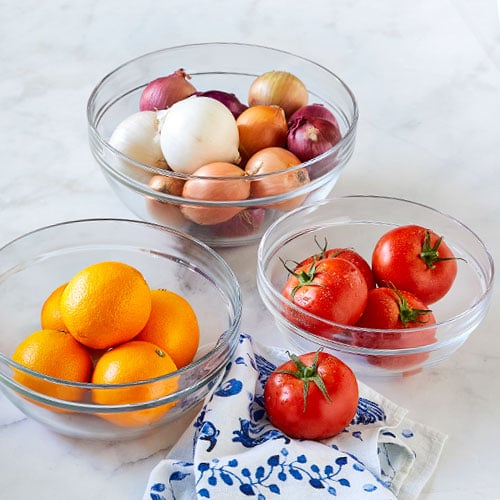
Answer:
xmin=0 ymin=219 xmax=241 ymax=440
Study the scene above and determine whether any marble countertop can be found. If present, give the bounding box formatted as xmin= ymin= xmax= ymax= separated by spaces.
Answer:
xmin=1 ymin=1 xmax=499 ymax=498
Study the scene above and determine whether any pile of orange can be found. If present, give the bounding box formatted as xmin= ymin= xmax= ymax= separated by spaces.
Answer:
xmin=11 ymin=260 xmax=200 ymax=427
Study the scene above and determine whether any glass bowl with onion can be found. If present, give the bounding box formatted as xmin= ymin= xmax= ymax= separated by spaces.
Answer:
xmin=0 ymin=218 xmax=241 ymax=440
xmin=87 ymin=42 xmax=358 ymax=247
xmin=257 ymin=196 xmax=495 ymax=378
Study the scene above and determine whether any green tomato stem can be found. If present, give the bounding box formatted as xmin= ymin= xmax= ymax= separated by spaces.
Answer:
xmin=276 ymin=350 xmax=331 ymax=412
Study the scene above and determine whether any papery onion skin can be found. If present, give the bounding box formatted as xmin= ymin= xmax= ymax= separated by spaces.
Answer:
xmin=139 ymin=69 xmax=196 ymax=111
xmin=160 ymin=96 xmax=241 ymax=175
xmin=245 ymin=147 xmax=310 ymax=211
xmin=195 ymin=90 xmax=247 ymax=119
xmin=109 ymin=110 xmax=166 ymax=184
xmin=287 ymin=116 xmax=342 ymax=162
xmin=145 ymin=174 xmax=187 ymax=227
xmin=288 ymin=103 xmax=339 ymax=129
xmin=245 ymin=147 xmax=301 ymax=176
xmin=236 ymin=105 xmax=288 ymax=163
xmin=248 ymin=70 xmax=308 ymax=118
xmin=148 ymin=174 xmax=185 ymax=196
xmin=181 ymin=162 xmax=250 ymax=225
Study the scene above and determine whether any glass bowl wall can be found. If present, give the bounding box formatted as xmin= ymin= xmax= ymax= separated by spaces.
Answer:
xmin=87 ymin=43 xmax=358 ymax=247
xmin=0 ymin=219 xmax=241 ymax=439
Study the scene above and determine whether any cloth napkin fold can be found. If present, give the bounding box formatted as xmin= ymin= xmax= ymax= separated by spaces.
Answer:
xmin=143 ymin=334 xmax=446 ymax=500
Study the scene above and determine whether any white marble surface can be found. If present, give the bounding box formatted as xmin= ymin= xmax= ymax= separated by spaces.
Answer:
xmin=1 ymin=0 xmax=499 ymax=498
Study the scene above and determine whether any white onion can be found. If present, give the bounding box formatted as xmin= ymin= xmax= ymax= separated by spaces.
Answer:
xmin=160 ymin=96 xmax=240 ymax=174
xmin=109 ymin=111 xmax=166 ymax=183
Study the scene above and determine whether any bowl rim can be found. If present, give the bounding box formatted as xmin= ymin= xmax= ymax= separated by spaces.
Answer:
xmin=0 ymin=217 xmax=242 ymax=411
xmin=256 ymin=194 xmax=495 ymax=352
xmin=86 ymin=41 xmax=358 ymax=199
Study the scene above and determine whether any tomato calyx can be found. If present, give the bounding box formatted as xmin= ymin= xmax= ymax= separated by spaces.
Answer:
xmin=276 ymin=350 xmax=331 ymax=412
xmin=391 ymin=288 xmax=433 ymax=327
xmin=419 ymin=230 xmax=460 ymax=269
xmin=281 ymin=257 xmax=323 ymax=302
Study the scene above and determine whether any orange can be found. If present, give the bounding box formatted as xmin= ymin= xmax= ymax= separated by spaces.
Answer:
xmin=135 ymin=289 xmax=200 ymax=368
xmin=40 ymin=283 xmax=68 ymax=331
xmin=60 ymin=261 xmax=152 ymax=350
xmin=12 ymin=329 xmax=93 ymax=402
xmin=91 ymin=340 xmax=178 ymax=427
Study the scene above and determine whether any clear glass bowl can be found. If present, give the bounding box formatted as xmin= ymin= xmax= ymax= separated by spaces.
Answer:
xmin=257 ymin=196 xmax=494 ymax=377
xmin=0 ymin=219 xmax=241 ymax=439
xmin=87 ymin=42 xmax=358 ymax=247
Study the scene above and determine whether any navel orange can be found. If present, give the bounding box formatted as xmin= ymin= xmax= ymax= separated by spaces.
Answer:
xmin=12 ymin=328 xmax=93 ymax=402
xmin=91 ymin=340 xmax=178 ymax=427
xmin=60 ymin=261 xmax=152 ymax=350
xmin=135 ymin=289 xmax=200 ymax=368
xmin=40 ymin=283 xmax=67 ymax=331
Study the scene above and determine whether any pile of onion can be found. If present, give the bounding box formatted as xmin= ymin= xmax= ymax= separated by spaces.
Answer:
xmin=108 ymin=68 xmax=343 ymax=228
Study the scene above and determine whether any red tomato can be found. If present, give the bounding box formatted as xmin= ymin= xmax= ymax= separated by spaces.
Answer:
xmin=372 ymin=225 xmax=458 ymax=304
xmin=353 ymin=287 xmax=437 ymax=370
xmin=299 ymin=245 xmax=375 ymax=290
xmin=264 ymin=351 xmax=359 ymax=440
xmin=282 ymin=257 xmax=368 ymax=338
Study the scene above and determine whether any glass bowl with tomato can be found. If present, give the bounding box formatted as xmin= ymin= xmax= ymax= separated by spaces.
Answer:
xmin=257 ymin=195 xmax=494 ymax=377
xmin=87 ymin=42 xmax=358 ymax=247
xmin=0 ymin=219 xmax=241 ymax=440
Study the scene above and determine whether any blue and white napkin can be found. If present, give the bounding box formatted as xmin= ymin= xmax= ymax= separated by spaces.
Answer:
xmin=143 ymin=334 xmax=446 ymax=500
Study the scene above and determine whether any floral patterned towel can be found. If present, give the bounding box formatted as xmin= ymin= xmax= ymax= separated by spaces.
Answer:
xmin=143 ymin=334 xmax=446 ymax=500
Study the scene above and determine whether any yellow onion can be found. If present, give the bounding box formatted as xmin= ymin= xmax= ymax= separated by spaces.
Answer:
xmin=248 ymin=71 xmax=308 ymax=118
xmin=236 ymin=105 xmax=288 ymax=164
xmin=145 ymin=174 xmax=186 ymax=227
xmin=245 ymin=147 xmax=310 ymax=211
xmin=181 ymin=162 xmax=250 ymax=225
xmin=148 ymin=173 xmax=184 ymax=196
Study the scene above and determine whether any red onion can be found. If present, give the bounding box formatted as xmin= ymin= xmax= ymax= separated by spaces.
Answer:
xmin=139 ymin=69 xmax=196 ymax=111
xmin=195 ymin=90 xmax=247 ymax=119
xmin=212 ymin=208 xmax=266 ymax=237
xmin=288 ymin=103 xmax=339 ymax=128
xmin=287 ymin=116 xmax=342 ymax=162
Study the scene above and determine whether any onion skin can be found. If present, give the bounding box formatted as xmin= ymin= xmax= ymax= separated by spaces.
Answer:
xmin=139 ymin=69 xmax=196 ymax=111
xmin=287 ymin=116 xmax=342 ymax=162
xmin=181 ymin=162 xmax=250 ymax=225
xmin=245 ymin=147 xmax=310 ymax=211
xmin=109 ymin=110 xmax=166 ymax=184
xmin=236 ymin=105 xmax=288 ymax=163
xmin=248 ymin=70 xmax=308 ymax=118
xmin=195 ymin=90 xmax=247 ymax=119
xmin=288 ymin=103 xmax=339 ymax=129
xmin=148 ymin=174 xmax=184 ymax=196
xmin=146 ymin=174 xmax=186 ymax=227
xmin=245 ymin=147 xmax=301 ymax=176
xmin=160 ymin=96 xmax=241 ymax=174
